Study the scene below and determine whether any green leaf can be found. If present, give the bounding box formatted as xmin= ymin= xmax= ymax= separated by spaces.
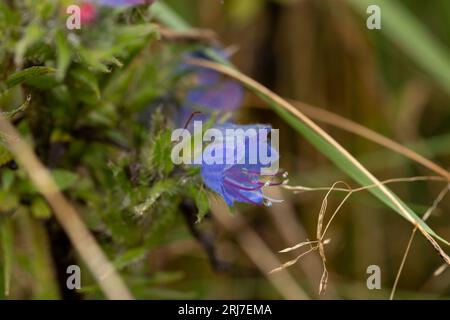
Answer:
xmin=1 ymin=171 xmax=15 ymax=191
xmin=150 ymin=2 xmax=190 ymax=31
xmin=0 ymin=145 xmax=13 ymax=168
xmin=134 ymin=179 xmax=176 ymax=216
xmin=70 ymin=67 xmax=101 ymax=98
xmin=187 ymin=186 xmax=210 ymax=222
xmin=149 ymin=130 xmax=174 ymax=176
xmin=0 ymin=2 xmax=19 ymax=28
xmin=76 ymin=48 xmax=111 ymax=74
xmin=31 ymin=197 xmax=52 ymax=219
xmin=0 ymin=190 xmax=19 ymax=212
xmin=115 ymin=24 xmax=159 ymax=49
xmin=0 ymin=95 xmax=31 ymax=119
xmin=144 ymin=271 xmax=185 ymax=286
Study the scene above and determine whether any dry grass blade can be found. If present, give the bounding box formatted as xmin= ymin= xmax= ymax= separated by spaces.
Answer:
xmin=290 ymin=100 xmax=450 ymax=181
xmin=264 ymin=187 xmax=338 ymax=297
xmin=278 ymin=240 xmax=319 ymax=253
xmin=281 ymin=176 xmax=449 ymax=294
xmin=272 ymin=181 xmax=350 ymax=294
xmin=433 ymin=264 xmax=448 ymax=277
xmin=319 ymin=267 xmax=328 ymax=295
xmin=0 ymin=114 xmax=133 ymax=300
xmin=270 ymin=246 xmax=316 ymax=274
xmin=316 ymin=182 xmax=351 ymax=294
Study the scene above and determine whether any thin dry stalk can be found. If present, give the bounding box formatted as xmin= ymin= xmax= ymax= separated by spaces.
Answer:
xmin=264 ymin=187 xmax=338 ymax=297
xmin=0 ymin=114 xmax=133 ymax=300
xmin=390 ymin=184 xmax=450 ymax=300
xmin=289 ymin=100 xmax=450 ymax=181
xmin=283 ymin=176 xmax=447 ymax=193
xmin=271 ymin=181 xmax=350 ymax=294
xmin=273 ymin=178 xmax=449 ymax=294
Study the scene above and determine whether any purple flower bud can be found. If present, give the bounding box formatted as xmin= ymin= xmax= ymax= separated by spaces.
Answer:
xmin=180 ymin=49 xmax=244 ymax=117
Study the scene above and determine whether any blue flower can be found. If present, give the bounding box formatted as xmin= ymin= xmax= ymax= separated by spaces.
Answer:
xmin=199 ymin=123 xmax=285 ymax=206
